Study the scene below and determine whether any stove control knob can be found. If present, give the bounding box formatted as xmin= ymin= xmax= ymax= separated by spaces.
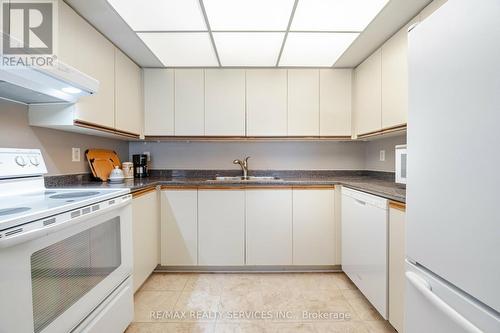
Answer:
xmin=30 ymin=156 xmax=40 ymax=166
xmin=15 ymin=156 xmax=27 ymax=167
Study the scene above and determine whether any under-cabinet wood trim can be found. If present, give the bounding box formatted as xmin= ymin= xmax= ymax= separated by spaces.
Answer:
xmin=389 ymin=200 xmax=406 ymax=212
xmin=357 ymin=123 xmax=407 ymax=139
xmin=74 ymin=119 xmax=141 ymax=139
xmin=144 ymin=135 xmax=352 ymax=142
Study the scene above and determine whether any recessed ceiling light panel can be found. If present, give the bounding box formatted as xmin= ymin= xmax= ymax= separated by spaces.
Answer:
xmin=279 ymin=32 xmax=359 ymax=67
xmin=203 ymin=0 xmax=295 ymax=31
xmin=138 ymin=33 xmax=218 ymax=67
xmin=291 ymin=0 xmax=389 ymax=31
xmin=107 ymin=0 xmax=207 ymax=31
xmin=213 ymin=32 xmax=285 ymax=66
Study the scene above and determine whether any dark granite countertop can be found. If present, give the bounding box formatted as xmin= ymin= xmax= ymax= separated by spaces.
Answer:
xmin=46 ymin=170 xmax=406 ymax=203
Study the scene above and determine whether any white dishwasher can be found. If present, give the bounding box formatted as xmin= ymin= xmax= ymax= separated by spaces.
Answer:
xmin=341 ymin=187 xmax=388 ymax=319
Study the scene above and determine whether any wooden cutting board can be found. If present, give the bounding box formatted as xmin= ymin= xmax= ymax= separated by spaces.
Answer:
xmin=85 ymin=149 xmax=121 ymax=181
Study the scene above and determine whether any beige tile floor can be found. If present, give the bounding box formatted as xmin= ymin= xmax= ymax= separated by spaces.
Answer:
xmin=126 ymin=272 xmax=396 ymax=333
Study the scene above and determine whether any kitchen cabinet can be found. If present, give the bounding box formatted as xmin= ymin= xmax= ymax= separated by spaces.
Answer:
xmin=381 ymin=28 xmax=408 ymax=129
xmin=246 ymin=69 xmax=288 ymax=136
xmin=389 ymin=202 xmax=406 ymax=333
xmin=161 ymin=189 xmax=198 ymax=266
xmin=246 ymin=189 xmax=293 ymax=265
xmin=115 ymin=48 xmax=143 ymax=136
xmin=342 ymin=187 xmax=388 ymax=319
xmin=198 ymin=189 xmax=245 ymax=265
xmin=144 ymin=69 xmax=175 ymax=136
xmin=354 ymin=49 xmax=382 ymax=136
xmin=132 ymin=189 xmax=159 ymax=292
xmin=175 ymin=69 xmax=205 ymax=136
xmin=287 ymin=69 xmax=320 ymax=136
xmin=293 ymin=188 xmax=336 ymax=265
xmin=58 ymin=2 xmax=115 ymax=129
xmin=205 ymin=69 xmax=246 ymax=136
xmin=319 ymin=69 xmax=352 ymax=137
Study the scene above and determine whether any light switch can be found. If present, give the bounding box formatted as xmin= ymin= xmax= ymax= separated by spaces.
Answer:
xmin=379 ymin=150 xmax=386 ymax=162
xmin=72 ymin=148 xmax=80 ymax=162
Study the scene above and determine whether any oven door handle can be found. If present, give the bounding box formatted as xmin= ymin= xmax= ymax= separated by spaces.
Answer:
xmin=0 ymin=195 xmax=131 ymax=248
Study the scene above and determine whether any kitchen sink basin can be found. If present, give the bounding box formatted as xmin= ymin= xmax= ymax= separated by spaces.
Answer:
xmin=209 ymin=176 xmax=282 ymax=182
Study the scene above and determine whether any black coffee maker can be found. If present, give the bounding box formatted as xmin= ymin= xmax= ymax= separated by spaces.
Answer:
xmin=132 ymin=154 xmax=148 ymax=178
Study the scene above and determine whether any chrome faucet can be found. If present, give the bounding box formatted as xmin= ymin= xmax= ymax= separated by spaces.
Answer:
xmin=233 ymin=156 xmax=250 ymax=179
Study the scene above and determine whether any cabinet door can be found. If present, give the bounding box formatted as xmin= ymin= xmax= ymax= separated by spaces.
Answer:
xmin=320 ymin=69 xmax=352 ymax=137
xmin=174 ymin=69 xmax=204 ymax=136
xmin=382 ymin=28 xmax=408 ymax=129
xmin=161 ymin=190 xmax=198 ymax=266
xmin=115 ymin=48 xmax=143 ymax=136
xmin=354 ymin=49 xmax=382 ymax=136
xmin=58 ymin=2 xmax=115 ymax=128
xmin=246 ymin=69 xmax=287 ymax=136
xmin=132 ymin=190 xmax=159 ymax=292
xmin=288 ymin=69 xmax=320 ymax=136
xmin=293 ymin=189 xmax=335 ymax=265
xmin=389 ymin=205 xmax=406 ymax=332
xmin=198 ymin=190 xmax=245 ymax=266
xmin=144 ymin=69 xmax=175 ymax=136
xmin=246 ymin=189 xmax=292 ymax=265
xmin=205 ymin=69 xmax=246 ymax=136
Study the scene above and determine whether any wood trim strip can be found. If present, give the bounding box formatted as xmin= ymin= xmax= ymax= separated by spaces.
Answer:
xmin=132 ymin=186 xmax=157 ymax=198
xmin=160 ymin=185 xmax=199 ymax=190
xmin=159 ymin=184 xmax=335 ymax=190
xmin=292 ymin=185 xmax=335 ymax=190
xmin=74 ymin=120 xmax=141 ymax=139
xmin=144 ymin=135 xmax=352 ymax=142
xmin=389 ymin=201 xmax=406 ymax=212
xmin=357 ymin=124 xmax=407 ymax=139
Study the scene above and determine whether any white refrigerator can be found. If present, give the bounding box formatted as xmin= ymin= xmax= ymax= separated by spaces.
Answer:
xmin=406 ymin=0 xmax=500 ymax=332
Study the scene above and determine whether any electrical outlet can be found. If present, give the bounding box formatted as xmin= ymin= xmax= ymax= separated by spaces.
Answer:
xmin=143 ymin=151 xmax=151 ymax=162
xmin=379 ymin=150 xmax=386 ymax=162
xmin=72 ymin=148 xmax=80 ymax=162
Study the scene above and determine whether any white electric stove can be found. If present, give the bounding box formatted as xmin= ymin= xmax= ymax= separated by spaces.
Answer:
xmin=0 ymin=148 xmax=134 ymax=333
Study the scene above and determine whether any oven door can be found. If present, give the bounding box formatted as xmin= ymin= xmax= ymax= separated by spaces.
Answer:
xmin=0 ymin=196 xmax=132 ymax=333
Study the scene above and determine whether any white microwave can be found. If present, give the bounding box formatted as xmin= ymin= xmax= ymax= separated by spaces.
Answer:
xmin=395 ymin=145 xmax=407 ymax=184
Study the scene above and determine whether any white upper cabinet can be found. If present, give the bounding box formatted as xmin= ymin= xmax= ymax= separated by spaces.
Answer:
xmin=246 ymin=69 xmax=288 ymax=136
xmin=320 ymin=69 xmax=352 ymax=137
xmin=115 ymin=48 xmax=143 ymax=136
xmin=58 ymin=2 xmax=115 ymax=129
xmin=293 ymin=189 xmax=336 ymax=265
xmin=161 ymin=190 xmax=198 ymax=266
xmin=144 ymin=69 xmax=175 ymax=136
xmin=246 ymin=189 xmax=293 ymax=265
xmin=198 ymin=190 xmax=245 ymax=266
xmin=175 ymin=69 xmax=205 ymax=136
xmin=204 ymin=69 xmax=246 ymax=136
xmin=287 ymin=69 xmax=320 ymax=136
xmin=354 ymin=49 xmax=382 ymax=136
xmin=382 ymin=28 xmax=408 ymax=129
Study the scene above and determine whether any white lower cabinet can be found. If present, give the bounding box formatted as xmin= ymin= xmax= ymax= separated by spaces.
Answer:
xmin=198 ymin=190 xmax=245 ymax=266
xmin=293 ymin=189 xmax=336 ymax=265
xmin=132 ymin=189 xmax=160 ymax=292
xmin=389 ymin=204 xmax=406 ymax=332
xmin=246 ymin=189 xmax=293 ymax=265
xmin=161 ymin=190 xmax=198 ymax=266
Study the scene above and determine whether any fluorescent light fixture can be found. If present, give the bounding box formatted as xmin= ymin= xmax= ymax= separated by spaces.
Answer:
xmin=291 ymin=0 xmax=389 ymax=31
xmin=213 ymin=32 xmax=285 ymax=66
xmin=107 ymin=0 xmax=207 ymax=31
xmin=138 ymin=33 xmax=218 ymax=67
xmin=62 ymin=87 xmax=82 ymax=94
xmin=279 ymin=33 xmax=359 ymax=67
xmin=203 ymin=0 xmax=295 ymax=31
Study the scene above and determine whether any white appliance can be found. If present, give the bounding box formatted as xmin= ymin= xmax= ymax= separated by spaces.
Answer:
xmin=0 ymin=148 xmax=133 ymax=333
xmin=341 ymin=187 xmax=388 ymax=318
xmin=0 ymin=61 xmax=99 ymax=104
xmin=406 ymin=0 xmax=500 ymax=332
xmin=395 ymin=144 xmax=407 ymax=185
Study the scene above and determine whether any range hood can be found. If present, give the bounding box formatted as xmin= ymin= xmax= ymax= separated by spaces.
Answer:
xmin=0 ymin=61 xmax=99 ymax=104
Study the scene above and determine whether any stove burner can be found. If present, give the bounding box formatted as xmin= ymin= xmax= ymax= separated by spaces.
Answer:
xmin=49 ymin=191 xmax=100 ymax=199
xmin=0 ymin=207 xmax=31 ymax=216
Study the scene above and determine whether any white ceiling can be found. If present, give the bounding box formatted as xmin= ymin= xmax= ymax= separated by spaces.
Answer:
xmin=106 ymin=0 xmax=390 ymax=67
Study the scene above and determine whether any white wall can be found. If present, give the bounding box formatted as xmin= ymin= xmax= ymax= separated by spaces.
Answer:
xmin=129 ymin=141 xmax=366 ymax=170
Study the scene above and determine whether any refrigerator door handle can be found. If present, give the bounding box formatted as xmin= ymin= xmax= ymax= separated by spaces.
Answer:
xmin=406 ymin=272 xmax=483 ymax=333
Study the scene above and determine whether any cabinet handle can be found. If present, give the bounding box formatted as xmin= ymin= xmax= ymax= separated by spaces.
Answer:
xmin=354 ymin=198 xmax=367 ymax=206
